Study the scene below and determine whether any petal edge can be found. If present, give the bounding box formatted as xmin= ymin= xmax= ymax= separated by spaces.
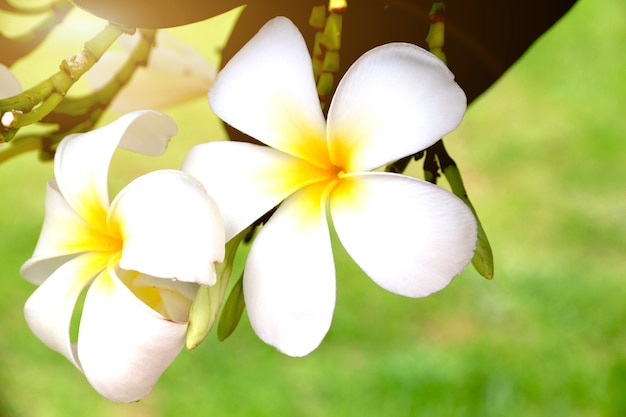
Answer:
xmin=244 ymin=182 xmax=336 ymax=356
xmin=330 ymin=173 xmax=476 ymax=297
xmin=327 ymin=43 xmax=467 ymax=172
xmin=78 ymin=265 xmax=186 ymax=402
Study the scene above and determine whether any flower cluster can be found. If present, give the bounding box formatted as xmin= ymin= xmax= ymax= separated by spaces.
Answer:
xmin=18 ymin=17 xmax=476 ymax=402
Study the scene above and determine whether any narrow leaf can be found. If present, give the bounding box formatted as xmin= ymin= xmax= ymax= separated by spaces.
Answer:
xmin=442 ymin=163 xmax=494 ymax=279
xmin=217 ymin=273 xmax=246 ymax=341
xmin=186 ymin=228 xmax=248 ymax=349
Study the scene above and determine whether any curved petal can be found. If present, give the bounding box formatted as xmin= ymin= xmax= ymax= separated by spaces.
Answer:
xmin=244 ymin=182 xmax=336 ymax=357
xmin=182 ymin=141 xmax=329 ymax=240
xmin=330 ymin=172 xmax=476 ymax=297
xmin=131 ymin=273 xmax=198 ymax=322
xmin=20 ymin=180 xmax=119 ymax=284
xmin=209 ymin=16 xmax=330 ymax=168
xmin=54 ymin=110 xmax=177 ymax=226
xmin=327 ymin=43 xmax=467 ymax=172
xmin=109 ymin=170 xmax=225 ymax=286
xmin=89 ymin=31 xmax=216 ymax=113
xmin=23 ymin=252 xmax=110 ymax=369
xmin=78 ymin=263 xmax=186 ymax=403
xmin=0 ymin=64 xmax=21 ymax=98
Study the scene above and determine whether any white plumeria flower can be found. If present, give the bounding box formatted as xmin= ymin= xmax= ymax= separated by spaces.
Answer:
xmin=183 ymin=17 xmax=477 ymax=357
xmin=88 ymin=30 xmax=216 ymax=113
xmin=20 ymin=110 xmax=225 ymax=402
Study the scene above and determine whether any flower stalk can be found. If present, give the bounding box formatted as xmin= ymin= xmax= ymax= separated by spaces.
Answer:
xmin=434 ymin=141 xmax=494 ymax=279
xmin=384 ymin=1 xmax=494 ymax=279
xmin=0 ymin=28 xmax=156 ymax=163
xmin=1 ymin=22 xmax=126 ymax=142
xmin=426 ymin=2 xmax=494 ymax=279
xmin=310 ymin=0 xmax=347 ymax=108
xmin=425 ymin=1 xmax=447 ymax=64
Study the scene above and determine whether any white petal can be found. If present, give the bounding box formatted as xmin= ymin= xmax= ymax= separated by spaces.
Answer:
xmin=78 ymin=264 xmax=186 ymax=403
xmin=327 ymin=43 xmax=467 ymax=172
xmin=54 ymin=110 xmax=177 ymax=223
xmin=109 ymin=170 xmax=225 ymax=286
xmin=20 ymin=180 xmax=118 ymax=284
xmin=209 ymin=17 xmax=330 ymax=168
xmin=182 ymin=140 xmax=329 ymax=240
xmin=244 ymin=182 xmax=336 ymax=357
xmin=132 ymin=273 xmax=198 ymax=322
xmin=23 ymin=252 xmax=110 ymax=369
xmin=0 ymin=64 xmax=21 ymax=98
xmin=330 ymin=172 xmax=476 ymax=297
xmin=89 ymin=31 xmax=216 ymax=113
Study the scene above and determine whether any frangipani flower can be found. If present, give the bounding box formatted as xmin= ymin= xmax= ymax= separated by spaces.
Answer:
xmin=20 ymin=110 xmax=225 ymax=402
xmin=183 ymin=17 xmax=477 ymax=357
xmin=88 ymin=30 xmax=217 ymax=113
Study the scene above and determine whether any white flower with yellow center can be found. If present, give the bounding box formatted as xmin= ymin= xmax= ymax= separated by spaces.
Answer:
xmin=21 ymin=110 xmax=225 ymax=402
xmin=183 ymin=17 xmax=477 ymax=357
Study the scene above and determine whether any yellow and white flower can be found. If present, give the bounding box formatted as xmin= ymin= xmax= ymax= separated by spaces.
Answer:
xmin=21 ymin=110 xmax=225 ymax=402
xmin=183 ymin=17 xmax=477 ymax=357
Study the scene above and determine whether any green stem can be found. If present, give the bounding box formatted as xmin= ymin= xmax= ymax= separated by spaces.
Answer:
xmin=434 ymin=141 xmax=494 ymax=279
xmin=425 ymin=1 xmax=447 ymax=64
xmin=1 ymin=22 xmax=125 ymax=141
xmin=1 ymin=28 xmax=154 ymax=163
xmin=310 ymin=1 xmax=346 ymax=109
xmin=423 ymin=148 xmax=440 ymax=183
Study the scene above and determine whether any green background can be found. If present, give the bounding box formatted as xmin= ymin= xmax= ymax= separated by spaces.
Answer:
xmin=1 ymin=0 xmax=625 ymax=415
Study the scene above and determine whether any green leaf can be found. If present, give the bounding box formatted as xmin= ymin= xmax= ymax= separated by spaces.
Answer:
xmin=217 ymin=273 xmax=246 ymax=342
xmin=442 ymin=163 xmax=494 ymax=279
xmin=185 ymin=228 xmax=248 ymax=349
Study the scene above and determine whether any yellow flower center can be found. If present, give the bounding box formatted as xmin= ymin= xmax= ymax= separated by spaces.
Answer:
xmin=98 ymin=214 xmax=124 ymax=256
xmin=328 ymin=164 xmax=347 ymax=181
xmin=92 ymin=211 xmax=174 ymax=316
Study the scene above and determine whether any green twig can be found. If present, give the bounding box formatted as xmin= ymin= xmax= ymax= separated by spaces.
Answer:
xmin=425 ymin=1 xmax=447 ymax=64
xmin=310 ymin=1 xmax=346 ymax=109
xmin=1 ymin=28 xmax=155 ymax=162
xmin=1 ymin=22 xmax=126 ymax=142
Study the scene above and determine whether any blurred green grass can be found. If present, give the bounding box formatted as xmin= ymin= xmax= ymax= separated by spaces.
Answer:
xmin=1 ymin=0 xmax=625 ymax=415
